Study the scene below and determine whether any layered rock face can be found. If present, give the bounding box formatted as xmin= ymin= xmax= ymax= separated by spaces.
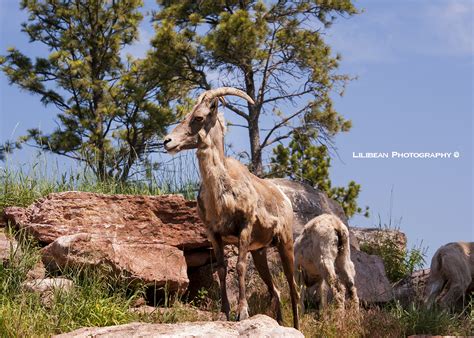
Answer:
xmin=4 ymin=192 xmax=209 ymax=292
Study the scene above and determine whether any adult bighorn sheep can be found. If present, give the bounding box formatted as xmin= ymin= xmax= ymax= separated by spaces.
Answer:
xmin=295 ymin=214 xmax=359 ymax=311
xmin=425 ymin=241 xmax=473 ymax=309
xmin=163 ymin=87 xmax=299 ymax=329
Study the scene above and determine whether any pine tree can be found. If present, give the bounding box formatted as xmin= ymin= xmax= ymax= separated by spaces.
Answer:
xmin=0 ymin=0 xmax=184 ymax=181
xmin=150 ymin=0 xmax=357 ymax=175
xmin=270 ymin=129 xmax=369 ymax=218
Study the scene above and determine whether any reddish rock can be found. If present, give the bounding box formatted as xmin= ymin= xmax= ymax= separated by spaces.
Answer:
xmin=42 ymin=233 xmax=189 ymax=291
xmin=3 ymin=192 xmax=206 ymax=292
xmin=3 ymin=191 xmax=209 ymax=250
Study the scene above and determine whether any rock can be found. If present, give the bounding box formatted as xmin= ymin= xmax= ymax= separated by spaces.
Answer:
xmin=23 ymin=277 xmax=74 ymax=307
xmin=351 ymin=249 xmax=393 ymax=303
xmin=3 ymin=192 xmax=208 ymax=292
xmin=351 ymin=227 xmax=407 ymax=253
xmin=270 ymin=178 xmax=359 ymax=249
xmin=26 ymin=261 xmax=47 ymax=280
xmin=42 ymin=233 xmax=189 ymax=292
xmin=54 ymin=314 xmax=304 ymax=338
xmin=3 ymin=192 xmax=209 ymax=250
xmin=393 ymin=269 xmax=430 ymax=306
xmin=0 ymin=228 xmax=18 ymax=265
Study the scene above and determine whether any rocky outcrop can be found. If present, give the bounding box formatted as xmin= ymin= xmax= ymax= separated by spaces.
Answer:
xmin=54 ymin=314 xmax=304 ymax=338
xmin=351 ymin=227 xmax=407 ymax=253
xmin=4 ymin=192 xmax=208 ymax=292
xmin=3 ymin=186 xmax=395 ymax=303
xmin=3 ymin=192 xmax=209 ymax=249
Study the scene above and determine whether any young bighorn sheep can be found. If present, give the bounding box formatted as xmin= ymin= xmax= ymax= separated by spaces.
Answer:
xmin=163 ymin=87 xmax=299 ymax=329
xmin=294 ymin=214 xmax=359 ymax=311
xmin=425 ymin=241 xmax=473 ymax=309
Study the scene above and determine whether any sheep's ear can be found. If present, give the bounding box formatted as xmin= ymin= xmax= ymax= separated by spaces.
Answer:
xmin=210 ymin=98 xmax=219 ymax=114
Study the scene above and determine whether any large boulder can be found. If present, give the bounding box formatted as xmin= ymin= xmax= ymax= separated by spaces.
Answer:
xmin=3 ymin=192 xmax=208 ymax=292
xmin=41 ymin=233 xmax=189 ymax=291
xmin=351 ymin=249 xmax=393 ymax=303
xmin=3 ymin=192 xmax=209 ymax=249
xmin=270 ymin=178 xmax=359 ymax=249
xmin=54 ymin=314 xmax=304 ymax=338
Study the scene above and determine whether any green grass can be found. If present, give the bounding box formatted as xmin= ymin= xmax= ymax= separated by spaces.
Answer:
xmin=0 ymin=160 xmax=199 ymax=215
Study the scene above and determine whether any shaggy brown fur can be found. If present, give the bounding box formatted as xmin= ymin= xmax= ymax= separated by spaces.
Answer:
xmin=163 ymin=87 xmax=299 ymax=329
xmin=425 ymin=241 xmax=474 ymax=309
xmin=295 ymin=214 xmax=359 ymax=311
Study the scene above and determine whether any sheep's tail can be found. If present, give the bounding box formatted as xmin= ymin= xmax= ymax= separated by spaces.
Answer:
xmin=334 ymin=220 xmax=350 ymax=256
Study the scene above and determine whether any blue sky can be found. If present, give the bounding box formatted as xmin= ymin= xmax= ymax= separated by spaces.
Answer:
xmin=0 ymin=0 xmax=472 ymax=262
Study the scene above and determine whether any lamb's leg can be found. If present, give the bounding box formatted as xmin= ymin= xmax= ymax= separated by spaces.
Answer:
xmin=277 ymin=240 xmax=300 ymax=330
xmin=208 ymin=231 xmax=230 ymax=319
xmin=251 ymin=248 xmax=282 ymax=323
xmin=439 ymin=279 xmax=469 ymax=309
xmin=236 ymin=227 xmax=251 ymax=321
xmin=425 ymin=278 xmax=444 ymax=309
xmin=317 ymin=279 xmax=327 ymax=311
xmin=321 ymin=259 xmax=344 ymax=309
xmin=337 ymin=260 xmax=359 ymax=309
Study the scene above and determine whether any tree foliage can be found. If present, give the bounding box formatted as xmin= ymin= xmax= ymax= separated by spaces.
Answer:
xmin=151 ymin=0 xmax=357 ymax=175
xmin=270 ymin=129 xmax=369 ymax=218
xmin=0 ymin=0 xmax=183 ymax=181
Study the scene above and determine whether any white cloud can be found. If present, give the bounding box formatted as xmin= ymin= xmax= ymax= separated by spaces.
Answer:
xmin=326 ymin=0 xmax=473 ymax=64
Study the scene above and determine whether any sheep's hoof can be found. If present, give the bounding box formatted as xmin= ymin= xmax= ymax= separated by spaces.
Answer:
xmin=237 ymin=307 xmax=249 ymax=321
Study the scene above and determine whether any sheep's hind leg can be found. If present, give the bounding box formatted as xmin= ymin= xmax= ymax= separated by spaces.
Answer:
xmin=321 ymin=259 xmax=345 ymax=309
xmin=236 ymin=227 xmax=251 ymax=321
xmin=251 ymin=248 xmax=282 ymax=323
xmin=209 ymin=232 xmax=230 ymax=320
xmin=277 ymin=239 xmax=300 ymax=330
xmin=337 ymin=262 xmax=359 ymax=309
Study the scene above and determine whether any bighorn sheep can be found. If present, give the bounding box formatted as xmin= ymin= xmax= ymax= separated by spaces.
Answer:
xmin=163 ymin=87 xmax=299 ymax=329
xmin=294 ymin=214 xmax=359 ymax=311
xmin=425 ymin=241 xmax=473 ymax=309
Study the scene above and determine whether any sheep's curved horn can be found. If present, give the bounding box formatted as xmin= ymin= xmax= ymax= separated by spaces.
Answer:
xmin=197 ymin=87 xmax=255 ymax=105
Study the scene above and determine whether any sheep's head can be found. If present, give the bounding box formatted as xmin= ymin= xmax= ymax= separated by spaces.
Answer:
xmin=163 ymin=87 xmax=254 ymax=154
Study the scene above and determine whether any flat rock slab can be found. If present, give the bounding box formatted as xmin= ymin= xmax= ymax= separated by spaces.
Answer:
xmin=54 ymin=314 xmax=304 ymax=338
xmin=3 ymin=191 xmax=209 ymax=249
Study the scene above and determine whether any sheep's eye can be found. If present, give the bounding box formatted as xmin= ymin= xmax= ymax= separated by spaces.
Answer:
xmin=194 ymin=116 xmax=204 ymax=122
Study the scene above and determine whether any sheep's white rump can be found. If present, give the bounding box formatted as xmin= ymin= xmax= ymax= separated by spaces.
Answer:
xmin=425 ymin=241 xmax=474 ymax=309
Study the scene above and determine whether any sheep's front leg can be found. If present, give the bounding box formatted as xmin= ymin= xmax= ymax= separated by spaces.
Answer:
xmin=236 ymin=227 xmax=251 ymax=321
xmin=208 ymin=231 xmax=230 ymax=320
